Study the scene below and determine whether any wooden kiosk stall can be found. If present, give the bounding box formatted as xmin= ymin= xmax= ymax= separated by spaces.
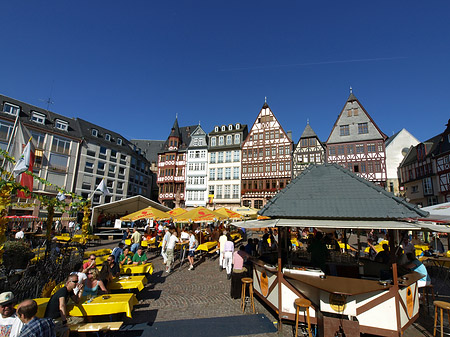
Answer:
xmin=236 ymin=164 xmax=430 ymax=337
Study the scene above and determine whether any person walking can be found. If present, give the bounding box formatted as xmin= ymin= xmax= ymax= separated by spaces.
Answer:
xmin=223 ymin=233 xmax=235 ymax=279
xmin=161 ymin=227 xmax=171 ymax=265
xmin=165 ymin=228 xmax=179 ymax=273
xmin=218 ymin=230 xmax=228 ymax=271
xmin=187 ymin=230 xmax=198 ymax=270
xmin=17 ymin=299 xmax=55 ymax=337
xmin=130 ymin=228 xmax=142 ymax=253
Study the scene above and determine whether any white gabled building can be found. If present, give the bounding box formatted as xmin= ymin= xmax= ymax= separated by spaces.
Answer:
xmin=185 ymin=125 xmax=208 ymax=207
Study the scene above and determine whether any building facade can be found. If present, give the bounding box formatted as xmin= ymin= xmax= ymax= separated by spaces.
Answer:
xmin=241 ymin=102 xmax=293 ymax=209
xmin=326 ymin=92 xmax=387 ymax=186
xmin=207 ymin=123 xmax=248 ymax=210
xmin=185 ymin=125 xmax=208 ymax=207
xmin=157 ymin=119 xmax=195 ymax=208
xmin=399 ymin=120 xmax=450 ymax=206
xmin=292 ymin=123 xmax=326 ymax=178
xmin=75 ymin=119 xmax=153 ymax=207
xmin=384 ymin=129 xmax=419 ymax=196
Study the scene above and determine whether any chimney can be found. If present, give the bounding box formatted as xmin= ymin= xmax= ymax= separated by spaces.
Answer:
xmin=287 ymin=130 xmax=292 ymax=141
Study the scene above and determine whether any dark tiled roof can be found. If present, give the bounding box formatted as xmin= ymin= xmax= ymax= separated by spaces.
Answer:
xmin=259 ymin=163 xmax=428 ymax=220
xmin=347 ymin=92 xmax=357 ymax=102
xmin=300 ymin=124 xmax=318 ymax=139
xmin=0 ymin=94 xmax=82 ymax=140
xmin=131 ymin=139 xmax=165 ymax=164
xmin=162 ymin=124 xmax=198 ymax=152
xmin=400 ymin=134 xmax=441 ymax=166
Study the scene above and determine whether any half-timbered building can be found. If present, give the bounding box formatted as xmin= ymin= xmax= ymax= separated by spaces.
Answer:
xmin=207 ymin=123 xmax=248 ymax=210
xmin=292 ymin=122 xmax=326 ymax=178
xmin=185 ymin=125 xmax=208 ymax=207
xmin=241 ymin=101 xmax=293 ymax=209
xmin=157 ymin=118 xmax=196 ymax=208
xmin=436 ymin=120 xmax=450 ymax=202
xmin=326 ymin=92 xmax=387 ymax=186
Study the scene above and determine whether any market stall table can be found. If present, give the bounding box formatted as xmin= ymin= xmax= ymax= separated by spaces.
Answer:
xmin=68 ymin=293 xmax=138 ymax=318
xmin=196 ymin=241 xmax=217 ymax=252
xmin=108 ymin=275 xmax=147 ymax=292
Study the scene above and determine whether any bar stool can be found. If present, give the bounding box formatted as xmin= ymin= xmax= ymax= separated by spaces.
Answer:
xmin=421 ymin=284 xmax=435 ymax=313
xmin=240 ymin=277 xmax=255 ymax=313
xmin=433 ymin=300 xmax=450 ymax=337
xmin=294 ymin=298 xmax=312 ymax=337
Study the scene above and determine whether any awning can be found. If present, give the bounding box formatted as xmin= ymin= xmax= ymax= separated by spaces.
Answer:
xmin=421 ymin=202 xmax=450 ymax=222
xmin=414 ymin=221 xmax=450 ymax=233
xmin=232 ymin=219 xmax=277 ymax=229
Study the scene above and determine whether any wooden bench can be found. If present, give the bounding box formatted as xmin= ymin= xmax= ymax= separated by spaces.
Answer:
xmin=234 ymin=238 xmax=243 ymax=245
xmin=208 ymin=247 xmax=219 ymax=256
xmin=69 ymin=321 xmax=123 ymax=333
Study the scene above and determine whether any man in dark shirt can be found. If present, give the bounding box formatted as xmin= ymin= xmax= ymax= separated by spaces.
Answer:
xmin=107 ymin=255 xmax=120 ymax=277
xmin=44 ymin=274 xmax=82 ymax=337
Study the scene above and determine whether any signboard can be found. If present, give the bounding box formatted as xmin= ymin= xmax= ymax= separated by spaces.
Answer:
xmin=114 ymin=219 xmax=122 ymax=229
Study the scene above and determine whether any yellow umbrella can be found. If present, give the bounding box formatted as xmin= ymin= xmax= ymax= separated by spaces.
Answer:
xmin=173 ymin=206 xmax=228 ymax=223
xmin=235 ymin=207 xmax=260 ymax=219
xmin=167 ymin=208 xmax=187 ymax=217
xmin=215 ymin=207 xmax=243 ymax=220
xmin=120 ymin=206 xmax=171 ymax=221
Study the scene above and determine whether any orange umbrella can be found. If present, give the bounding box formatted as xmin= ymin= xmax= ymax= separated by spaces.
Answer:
xmin=120 ymin=206 xmax=171 ymax=221
xmin=215 ymin=207 xmax=243 ymax=220
xmin=167 ymin=208 xmax=187 ymax=217
xmin=173 ymin=206 xmax=228 ymax=223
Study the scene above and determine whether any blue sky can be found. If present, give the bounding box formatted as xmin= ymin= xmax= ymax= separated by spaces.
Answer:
xmin=1 ymin=1 xmax=449 ymax=144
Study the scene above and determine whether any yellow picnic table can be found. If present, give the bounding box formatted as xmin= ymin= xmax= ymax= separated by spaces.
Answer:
xmin=196 ymin=241 xmax=217 ymax=252
xmin=54 ymin=235 xmax=71 ymax=242
xmin=124 ymin=237 xmax=155 ymax=247
xmin=230 ymin=233 xmax=241 ymax=241
xmin=68 ymin=293 xmax=138 ymax=318
xmin=84 ymin=248 xmax=112 ymax=258
xmin=120 ymin=262 xmax=153 ymax=275
xmin=84 ymin=255 xmax=109 ymax=266
xmin=108 ymin=275 xmax=148 ymax=292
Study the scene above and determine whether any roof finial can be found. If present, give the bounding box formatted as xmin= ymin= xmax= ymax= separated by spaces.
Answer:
xmin=198 ymin=120 xmax=201 ymax=126
xmin=307 ymin=118 xmax=309 ymax=125
xmin=265 ymin=96 xmax=267 ymax=103
xmin=350 ymin=86 xmax=353 ymax=94
xmin=176 ymin=112 xmax=178 ymax=119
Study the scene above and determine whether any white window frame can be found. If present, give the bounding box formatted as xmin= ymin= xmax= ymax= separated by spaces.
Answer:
xmin=117 ymin=138 xmax=122 ymax=145
xmin=3 ymin=102 xmax=19 ymax=116
xmin=92 ymin=129 xmax=98 ymax=137
xmin=31 ymin=111 xmax=46 ymax=124
xmin=55 ymin=119 xmax=68 ymax=131
xmin=105 ymin=133 xmax=111 ymax=141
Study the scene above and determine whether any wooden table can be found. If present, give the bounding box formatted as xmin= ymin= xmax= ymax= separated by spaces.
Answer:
xmin=108 ymin=275 xmax=148 ymax=292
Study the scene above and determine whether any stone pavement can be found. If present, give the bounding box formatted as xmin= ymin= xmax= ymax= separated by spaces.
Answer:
xmin=93 ymin=241 xmax=439 ymax=336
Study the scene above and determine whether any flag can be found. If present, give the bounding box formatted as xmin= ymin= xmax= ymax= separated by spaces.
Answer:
xmin=56 ymin=191 xmax=66 ymax=201
xmin=95 ymin=179 xmax=111 ymax=196
xmin=11 ymin=123 xmax=35 ymax=199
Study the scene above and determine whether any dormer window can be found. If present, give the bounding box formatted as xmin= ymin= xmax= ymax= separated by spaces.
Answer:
xmin=92 ymin=129 xmax=98 ymax=137
xmin=31 ymin=111 xmax=46 ymax=124
xmin=3 ymin=102 xmax=19 ymax=116
xmin=221 ymin=126 xmax=226 ymax=131
xmin=117 ymin=138 xmax=122 ymax=145
xmin=214 ymin=126 xmax=219 ymax=132
xmin=105 ymin=133 xmax=111 ymax=141
xmin=55 ymin=119 xmax=68 ymax=131
xmin=228 ymin=124 xmax=233 ymax=130
xmin=235 ymin=123 xmax=240 ymax=129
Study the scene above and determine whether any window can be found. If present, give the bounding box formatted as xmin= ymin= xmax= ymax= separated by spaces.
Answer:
xmin=285 ymin=146 xmax=290 ymax=155
xmin=214 ymin=126 xmax=219 ymax=132
xmin=378 ymin=143 xmax=383 ymax=152
xmin=218 ymin=152 xmax=223 ymax=163
xmin=217 ymin=168 xmax=223 ymax=180
xmin=225 ymin=168 xmax=231 ymax=180
xmin=117 ymin=138 xmax=122 ymax=145
xmin=271 ymin=147 xmax=276 ymax=156
xmin=105 ymin=134 xmax=111 ymax=141
xmin=111 ymin=149 xmax=117 ymax=158
xmin=51 ymin=136 xmax=70 ymax=154
xmin=109 ymin=164 xmax=116 ymax=173
xmin=279 ymin=146 xmax=284 ymax=155
xmin=233 ymin=167 xmax=239 ymax=179
xmin=100 ymin=146 xmax=107 ymax=156
xmin=92 ymin=129 xmax=98 ymax=137
xmin=209 ymin=168 xmax=215 ymax=180
xmin=49 ymin=153 xmax=68 ymax=171
xmin=31 ymin=111 xmax=45 ymax=124
xmin=216 ymin=185 xmax=222 ymax=198
xmin=235 ymin=123 xmax=240 ymax=129
xmin=233 ymin=151 xmax=240 ymax=162
xmin=423 ymin=177 xmax=433 ymax=195
xmin=340 ymin=125 xmax=350 ymax=136
xmin=337 ymin=146 xmax=345 ymax=155
xmin=228 ymin=124 xmax=233 ymax=130
xmin=329 ymin=147 xmax=336 ymax=156
xmin=226 ymin=151 xmax=232 ymax=162
xmin=254 ymin=200 xmax=263 ymax=209
xmin=265 ymin=147 xmax=270 ymax=157
xmin=234 ymin=134 xmax=240 ymax=144
xmin=98 ymin=162 xmax=105 ymax=171
xmin=209 ymin=185 xmax=214 ymax=195
xmin=3 ymin=103 xmax=19 ymax=116
xmin=309 ymin=138 xmax=316 ymax=146
xmin=55 ymin=119 xmax=68 ymax=131
xmin=224 ymin=185 xmax=230 ymax=199
xmin=0 ymin=121 xmax=14 ymax=142
xmin=219 ymin=136 xmax=224 ymax=146
xmin=347 ymin=145 xmax=354 ymax=155
xmin=358 ymin=122 xmax=368 ymax=134
xmin=367 ymin=143 xmax=376 ymax=153
xmin=226 ymin=135 xmax=232 ymax=145
xmin=221 ymin=126 xmax=226 ymax=131
xmin=356 ymin=144 xmax=364 ymax=154
xmin=210 ymin=152 xmax=216 ymax=163
xmin=85 ymin=161 xmax=94 ymax=170
xmin=272 ymin=163 xmax=276 ymax=172
xmin=233 ymin=185 xmax=239 ymax=199
xmin=211 ymin=137 xmax=216 ymax=146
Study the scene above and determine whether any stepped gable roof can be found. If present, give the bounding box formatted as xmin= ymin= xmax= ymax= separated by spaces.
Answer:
xmin=130 ymin=139 xmax=165 ymax=164
xmin=300 ymin=123 xmax=318 ymax=139
xmin=259 ymin=163 xmax=428 ymax=220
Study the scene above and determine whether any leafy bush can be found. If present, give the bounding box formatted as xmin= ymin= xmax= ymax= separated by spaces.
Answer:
xmin=2 ymin=240 xmax=34 ymax=271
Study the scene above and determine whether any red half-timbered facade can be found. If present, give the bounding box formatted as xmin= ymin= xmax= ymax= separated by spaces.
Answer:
xmin=436 ymin=120 xmax=450 ymax=202
xmin=157 ymin=118 xmax=195 ymax=208
xmin=326 ymin=92 xmax=387 ymax=186
xmin=241 ymin=102 xmax=293 ymax=209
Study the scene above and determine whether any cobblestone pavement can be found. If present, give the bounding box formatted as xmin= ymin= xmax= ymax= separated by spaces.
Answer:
xmin=92 ymin=241 xmax=437 ymax=336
